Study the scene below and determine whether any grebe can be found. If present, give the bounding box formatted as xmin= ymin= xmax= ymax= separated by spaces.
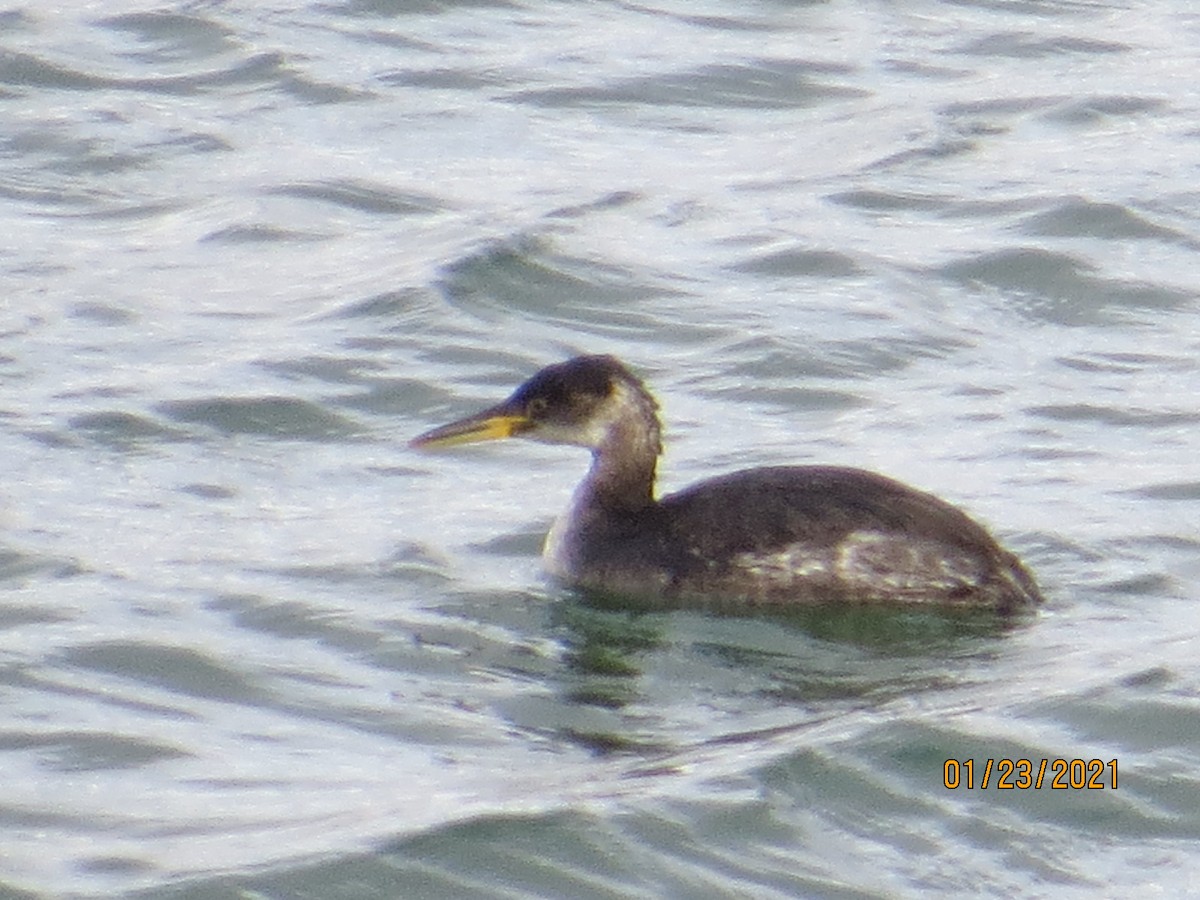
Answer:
xmin=410 ymin=355 xmax=1042 ymax=613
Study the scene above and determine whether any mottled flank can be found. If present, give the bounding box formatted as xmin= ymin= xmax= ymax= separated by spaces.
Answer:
xmin=414 ymin=356 xmax=1043 ymax=612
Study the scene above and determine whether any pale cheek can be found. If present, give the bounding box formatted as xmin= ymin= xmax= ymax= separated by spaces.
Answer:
xmin=527 ymin=422 xmax=598 ymax=447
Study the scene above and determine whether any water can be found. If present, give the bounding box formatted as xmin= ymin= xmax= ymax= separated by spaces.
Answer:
xmin=2 ymin=0 xmax=1199 ymax=896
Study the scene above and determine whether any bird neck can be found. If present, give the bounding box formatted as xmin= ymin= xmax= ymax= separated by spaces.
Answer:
xmin=581 ymin=381 xmax=662 ymax=514
xmin=542 ymin=379 xmax=661 ymax=573
xmin=584 ymin=429 xmax=658 ymax=513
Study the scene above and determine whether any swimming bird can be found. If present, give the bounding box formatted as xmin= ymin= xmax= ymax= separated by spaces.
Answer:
xmin=410 ymin=355 xmax=1043 ymax=612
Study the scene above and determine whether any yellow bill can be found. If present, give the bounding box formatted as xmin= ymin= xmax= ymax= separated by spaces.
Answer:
xmin=409 ymin=404 xmax=530 ymax=450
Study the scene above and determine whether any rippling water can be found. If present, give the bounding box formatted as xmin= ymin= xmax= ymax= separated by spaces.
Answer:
xmin=3 ymin=1 xmax=1199 ymax=897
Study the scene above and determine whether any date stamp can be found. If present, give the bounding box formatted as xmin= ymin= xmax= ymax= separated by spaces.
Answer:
xmin=943 ymin=758 xmax=1117 ymax=790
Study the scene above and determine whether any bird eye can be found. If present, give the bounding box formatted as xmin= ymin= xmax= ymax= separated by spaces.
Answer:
xmin=526 ymin=397 xmax=548 ymax=417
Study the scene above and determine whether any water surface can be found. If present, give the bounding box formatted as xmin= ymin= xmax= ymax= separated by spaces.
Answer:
xmin=2 ymin=1 xmax=1199 ymax=897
